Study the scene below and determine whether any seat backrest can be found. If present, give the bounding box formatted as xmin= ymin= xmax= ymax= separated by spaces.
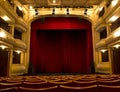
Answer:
xmin=49 ymin=79 xmax=72 ymax=85
xmin=0 ymin=82 xmax=21 ymax=89
xmin=60 ymin=84 xmax=98 ymax=92
xmin=0 ymin=87 xmax=17 ymax=92
xmin=22 ymin=81 xmax=57 ymax=88
xmin=73 ymin=80 xmax=97 ymax=86
xmin=98 ymin=79 xmax=120 ymax=86
xmin=18 ymin=85 xmax=58 ymax=92
xmin=62 ymin=80 xmax=97 ymax=87
xmin=98 ymin=84 xmax=120 ymax=92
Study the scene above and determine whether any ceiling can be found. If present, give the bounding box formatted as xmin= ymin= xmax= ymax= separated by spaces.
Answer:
xmin=18 ymin=0 xmax=104 ymax=8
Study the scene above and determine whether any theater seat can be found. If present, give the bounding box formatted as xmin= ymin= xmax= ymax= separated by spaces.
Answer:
xmin=98 ymin=84 xmax=120 ymax=92
xmin=21 ymin=81 xmax=56 ymax=88
xmin=18 ymin=85 xmax=58 ymax=92
xmin=0 ymin=82 xmax=21 ymax=89
xmin=98 ymin=79 xmax=120 ymax=86
xmin=0 ymin=87 xmax=17 ymax=92
xmin=60 ymin=85 xmax=97 ymax=92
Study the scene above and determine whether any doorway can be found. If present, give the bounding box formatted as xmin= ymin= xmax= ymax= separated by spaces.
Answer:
xmin=112 ymin=48 xmax=120 ymax=74
xmin=0 ymin=49 xmax=9 ymax=76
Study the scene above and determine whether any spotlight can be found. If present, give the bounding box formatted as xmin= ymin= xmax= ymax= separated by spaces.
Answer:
xmin=66 ymin=8 xmax=69 ymax=15
xmin=52 ymin=8 xmax=55 ymax=15
xmin=84 ymin=8 xmax=88 ymax=15
xmin=35 ymin=9 xmax=38 ymax=15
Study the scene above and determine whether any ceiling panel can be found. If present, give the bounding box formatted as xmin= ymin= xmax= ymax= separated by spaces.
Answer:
xmin=18 ymin=0 xmax=104 ymax=8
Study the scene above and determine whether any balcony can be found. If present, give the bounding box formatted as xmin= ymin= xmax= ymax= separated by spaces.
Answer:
xmin=96 ymin=39 xmax=107 ymax=49
xmin=0 ymin=28 xmax=14 ymax=48
xmin=13 ymin=38 xmax=27 ymax=51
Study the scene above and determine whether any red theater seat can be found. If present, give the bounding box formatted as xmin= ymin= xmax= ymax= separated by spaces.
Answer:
xmin=0 ymin=87 xmax=17 ymax=92
xmin=98 ymin=84 xmax=120 ymax=92
xmin=60 ymin=84 xmax=97 ymax=92
xmin=18 ymin=86 xmax=58 ymax=92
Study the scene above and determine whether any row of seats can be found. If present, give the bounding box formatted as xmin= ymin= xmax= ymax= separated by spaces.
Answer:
xmin=1 ymin=74 xmax=120 ymax=81
xmin=0 ymin=83 xmax=120 ymax=92
xmin=0 ymin=74 xmax=120 ymax=92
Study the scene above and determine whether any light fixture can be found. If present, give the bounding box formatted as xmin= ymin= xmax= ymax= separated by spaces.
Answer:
xmin=100 ymin=49 xmax=107 ymax=53
xmin=15 ymin=50 xmax=21 ymax=54
xmin=52 ymin=8 xmax=55 ymax=15
xmin=84 ymin=8 xmax=88 ymax=15
xmin=29 ymin=5 xmax=33 ymax=9
xmin=47 ymin=0 xmax=61 ymax=5
xmin=66 ymin=8 xmax=69 ymax=15
xmin=111 ymin=0 xmax=118 ymax=6
xmin=1 ymin=16 xmax=10 ymax=21
xmin=113 ymin=27 xmax=120 ymax=37
xmin=53 ymin=0 xmax=56 ymax=3
xmin=35 ymin=9 xmax=38 ymax=15
xmin=0 ymin=31 xmax=6 ymax=38
xmin=99 ymin=7 xmax=103 ymax=11
xmin=109 ymin=16 xmax=118 ymax=22
xmin=18 ymin=6 xmax=22 ymax=11
xmin=0 ymin=45 xmax=7 ymax=50
xmin=113 ymin=44 xmax=120 ymax=49
xmin=113 ymin=31 xmax=120 ymax=37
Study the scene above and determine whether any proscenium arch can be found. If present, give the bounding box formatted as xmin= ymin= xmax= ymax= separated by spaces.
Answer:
xmin=30 ymin=14 xmax=93 ymax=73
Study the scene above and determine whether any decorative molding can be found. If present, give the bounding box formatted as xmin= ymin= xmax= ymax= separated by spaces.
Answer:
xmin=13 ymin=39 xmax=27 ymax=51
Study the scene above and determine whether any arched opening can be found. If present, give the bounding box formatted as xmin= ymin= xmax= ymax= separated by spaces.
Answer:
xmin=30 ymin=17 xmax=93 ymax=74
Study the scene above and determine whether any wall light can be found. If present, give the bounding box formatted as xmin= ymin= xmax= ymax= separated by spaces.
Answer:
xmin=113 ymin=44 xmax=120 ymax=49
xmin=99 ymin=7 xmax=103 ymax=11
xmin=1 ymin=16 xmax=10 ymax=21
xmin=15 ymin=50 xmax=21 ymax=54
xmin=100 ymin=49 xmax=107 ymax=53
xmin=0 ymin=31 xmax=6 ymax=38
xmin=114 ymin=31 xmax=120 ymax=37
xmin=113 ymin=27 xmax=120 ymax=37
xmin=111 ymin=0 xmax=118 ymax=6
xmin=109 ymin=16 xmax=118 ymax=22
xmin=18 ymin=6 xmax=23 ymax=11
xmin=0 ymin=45 xmax=7 ymax=50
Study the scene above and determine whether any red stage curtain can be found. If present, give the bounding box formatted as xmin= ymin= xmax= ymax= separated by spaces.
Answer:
xmin=30 ymin=17 xmax=93 ymax=73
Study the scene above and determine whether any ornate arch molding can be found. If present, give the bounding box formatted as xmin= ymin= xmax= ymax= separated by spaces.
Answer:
xmin=30 ymin=14 xmax=92 ymax=24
